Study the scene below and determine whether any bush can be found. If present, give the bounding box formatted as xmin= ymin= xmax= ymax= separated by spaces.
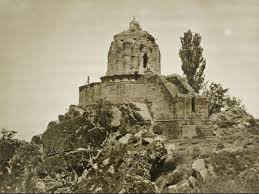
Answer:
xmin=224 ymin=96 xmax=245 ymax=110
xmin=191 ymin=146 xmax=201 ymax=159
xmin=94 ymin=100 xmax=113 ymax=130
xmin=179 ymin=29 xmax=206 ymax=93
xmin=201 ymin=175 xmax=259 ymax=193
xmin=203 ymin=82 xmax=229 ymax=116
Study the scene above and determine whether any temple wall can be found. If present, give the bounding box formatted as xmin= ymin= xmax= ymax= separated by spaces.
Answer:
xmin=77 ymin=19 xmax=210 ymax=139
xmin=194 ymin=97 xmax=209 ymax=119
xmin=79 ymin=76 xmax=207 ymax=121
xmin=175 ymin=97 xmax=192 ymax=119
xmin=79 ymin=80 xmax=174 ymax=120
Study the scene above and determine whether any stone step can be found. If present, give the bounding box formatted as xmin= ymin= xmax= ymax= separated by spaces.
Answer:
xmin=204 ymin=131 xmax=214 ymax=136
xmin=196 ymin=125 xmax=214 ymax=138
xmin=196 ymin=125 xmax=213 ymax=130
xmin=191 ymin=120 xmax=202 ymax=124
xmin=190 ymin=120 xmax=212 ymax=126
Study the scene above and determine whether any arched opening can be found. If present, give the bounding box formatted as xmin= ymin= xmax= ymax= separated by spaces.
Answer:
xmin=191 ymin=97 xmax=196 ymax=112
xmin=143 ymin=53 xmax=148 ymax=68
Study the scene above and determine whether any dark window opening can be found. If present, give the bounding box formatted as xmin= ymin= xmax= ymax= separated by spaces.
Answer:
xmin=191 ymin=97 xmax=196 ymax=112
xmin=143 ymin=53 xmax=148 ymax=68
xmin=139 ymin=44 xmax=144 ymax=51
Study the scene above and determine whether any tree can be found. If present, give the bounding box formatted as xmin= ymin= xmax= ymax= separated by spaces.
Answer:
xmin=179 ymin=30 xmax=206 ymax=93
xmin=224 ymin=96 xmax=245 ymax=110
xmin=1 ymin=128 xmax=17 ymax=140
xmin=203 ymin=82 xmax=229 ymax=116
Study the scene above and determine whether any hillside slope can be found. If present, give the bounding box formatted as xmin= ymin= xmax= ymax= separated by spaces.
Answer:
xmin=0 ymin=102 xmax=258 ymax=193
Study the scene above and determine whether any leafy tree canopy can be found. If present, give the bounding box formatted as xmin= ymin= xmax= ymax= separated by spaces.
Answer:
xmin=179 ymin=29 xmax=206 ymax=93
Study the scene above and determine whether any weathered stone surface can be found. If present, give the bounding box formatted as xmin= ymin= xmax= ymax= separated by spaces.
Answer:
xmin=110 ymin=106 xmax=122 ymax=128
xmin=106 ymin=18 xmax=160 ymax=76
xmin=79 ymin=74 xmax=208 ymax=123
xmin=118 ymin=133 xmax=132 ymax=144
xmin=32 ymin=178 xmax=46 ymax=192
xmin=142 ymin=137 xmax=154 ymax=145
xmin=78 ymin=20 xmax=208 ymax=126
xmin=3 ymin=12 xmax=258 ymax=191
xmin=210 ymin=106 xmax=255 ymax=128
xmin=166 ymin=179 xmax=191 ymax=192
xmin=130 ymin=102 xmax=152 ymax=124
xmin=199 ymin=168 xmax=208 ymax=182
xmin=38 ymin=149 xmax=95 ymax=179
xmin=42 ymin=117 xmax=94 ymax=156
xmin=192 ymin=159 xmax=206 ymax=172
xmin=1 ymin=105 xmax=258 ymax=193
xmin=78 ymin=144 xmax=156 ymax=192
xmin=192 ymin=159 xmax=208 ymax=182
xmin=165 ymin=143 xmax=176 ymax=154
xmin=102 ymin=158 xmax=110 ymax=166
xmin=188 ymin=176 xmax=199 ymax=188
xmin=182 ymin=125 xmax=197 ymax=138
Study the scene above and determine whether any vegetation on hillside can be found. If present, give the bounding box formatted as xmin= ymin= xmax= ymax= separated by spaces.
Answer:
xmin=179 ymin=29 xmax=206 ymax=93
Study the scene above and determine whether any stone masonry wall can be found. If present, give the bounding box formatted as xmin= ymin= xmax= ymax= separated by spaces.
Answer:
xmin=194 ymin=97 xmax=209 ymax=119
xmin=79 ymin=75 xmax=205 ymax=121
xmin=107 ymin=31 xmax=160 ymax=76
xmin=79 ymin=81 xmax=173 ymax=120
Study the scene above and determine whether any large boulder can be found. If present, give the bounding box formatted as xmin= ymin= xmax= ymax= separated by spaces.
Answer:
xmin=42 ymin=116 xmax=94 ymax=156
xmin=37 ymin=149 xmax=95 ymax=178
xmin=118 ymin=133 xmax=132 ymax=144
xmin=24 ymin=148 xmax=97 ymax=193
xmin=110 ymin=106 xmax=122 ymax=128
xmin=77 ymin=139 xmax=167 ymax=193
xmin=65 ymin=105 xmax=86 ymax=120
xmin=192 ymin=159 xmax=208 ymax=182
xmin=210 ymin=106 xmax=255 ymax=129
xmin=130 ymin=102 xmax=153 ymax=124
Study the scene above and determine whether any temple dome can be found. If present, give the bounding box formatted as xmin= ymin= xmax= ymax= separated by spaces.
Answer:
xmin=106 ymin=18 xmax=161 ymax=76
xmin=129 ymin=17 xmax=141 ymax=31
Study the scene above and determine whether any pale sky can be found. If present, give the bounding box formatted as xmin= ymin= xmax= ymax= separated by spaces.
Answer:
xmin=0 ymin=0 xmax=258 ymax=140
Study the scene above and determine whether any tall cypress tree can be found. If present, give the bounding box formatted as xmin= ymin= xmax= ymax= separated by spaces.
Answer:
xmin=179 ymin=30 xmax=206 ymax=93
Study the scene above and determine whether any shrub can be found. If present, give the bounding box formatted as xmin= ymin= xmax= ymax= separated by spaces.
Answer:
xmin=179 ymin=29 xmax=206 ymax=93
xmin=203 ymin=82 xmax=229 ymax=116
xmin=191 ymin=146 xmax=201 ymax=159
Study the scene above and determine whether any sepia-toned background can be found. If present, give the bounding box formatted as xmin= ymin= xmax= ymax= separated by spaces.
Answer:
xmin=0 ymin=0 xmax=258 ymax=140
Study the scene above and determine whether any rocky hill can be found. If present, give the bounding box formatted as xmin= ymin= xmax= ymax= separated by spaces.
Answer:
xmin=0 ymin=101 xmax=259 ymax=193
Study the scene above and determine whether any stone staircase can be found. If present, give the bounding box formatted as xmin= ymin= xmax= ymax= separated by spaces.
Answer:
xmin=196 ymin=125 xmax=214 ymax=138
xmin=154 ymin=118 xmax=215 ymax=139
xmin=191 ymin=119 xmax=215 ymax=138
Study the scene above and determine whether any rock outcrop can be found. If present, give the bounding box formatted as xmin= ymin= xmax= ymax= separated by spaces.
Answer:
xmin=1 ymin=102 xmax=259 ymax=193
xmin=210 ymin=106 xmax=255 ymax=129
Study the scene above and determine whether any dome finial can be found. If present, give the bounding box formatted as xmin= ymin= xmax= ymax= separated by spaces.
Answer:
xmin=129 ymin=17 xmax=141 ymax=31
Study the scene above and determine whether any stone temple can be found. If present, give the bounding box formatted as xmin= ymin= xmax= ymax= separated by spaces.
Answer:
xmin=79 ymin=18 xmax=212 ymax=138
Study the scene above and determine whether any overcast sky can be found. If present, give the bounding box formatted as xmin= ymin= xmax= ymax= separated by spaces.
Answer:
xmin=0 ymin=0 xmax=258 ymax=140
